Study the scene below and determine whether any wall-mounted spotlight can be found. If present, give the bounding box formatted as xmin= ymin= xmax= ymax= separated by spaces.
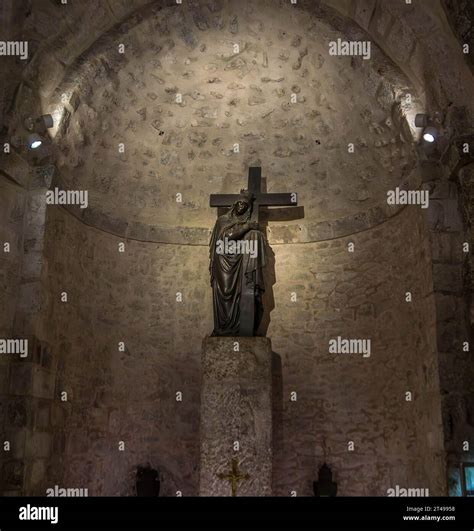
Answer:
xmin=414 ymin=113 xmax=441 ymax=144
xmin=24 ymin=114 xmax=54 ymax=151
xmin=36 ymin=114 xmax=54 ymax=131
xmin=27 ymin=133 xmax=43 ymax=150
xmin=422 ymin=126 xmax=438 ymax=143
xmin=414 ymin=114 xmax=429 ymax=128
xmin=25 ymin=114 xmax=54 ymax=133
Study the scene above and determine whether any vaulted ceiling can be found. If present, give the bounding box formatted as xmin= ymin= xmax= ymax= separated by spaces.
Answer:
xmin=1 ymin=0 xmax=473 ymax=236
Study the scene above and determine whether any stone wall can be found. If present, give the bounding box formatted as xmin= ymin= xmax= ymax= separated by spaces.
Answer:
xmin=37 ymin=206 xmax=210 ymax=495
xmin=270 ymin=204 xmax=445 ymax=495
xmin=0 ymin=179 xmax=25 ymax=336
xmin=49 ymin=0 xmax=418 ymax=232
xmin=0 ymin=163 xmax=54 ymax=496
xmin=0 ymin=178 xmax=26 ymax=494
xmin=422 ymin=151 xmax=473 ymax=495
xmin=35 ymin=202 xmax=445 ymax=495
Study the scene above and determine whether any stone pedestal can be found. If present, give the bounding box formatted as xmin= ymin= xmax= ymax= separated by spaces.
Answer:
xmin=199 ymin=336 xmax=273 ymax=496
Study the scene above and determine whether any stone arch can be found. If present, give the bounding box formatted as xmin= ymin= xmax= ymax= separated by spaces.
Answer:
xmin=14 ymin=0 xmax=431 ymax=244
xmin=8 ymin=1 xmax=472 ymax=245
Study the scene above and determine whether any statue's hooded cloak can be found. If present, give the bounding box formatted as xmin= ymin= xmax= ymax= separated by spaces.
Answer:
xmin=209 ymin=192 xmax=266 ymax=336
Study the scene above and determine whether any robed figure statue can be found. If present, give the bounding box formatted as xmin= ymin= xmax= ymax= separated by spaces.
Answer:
xmin=209 ymin=190 xmax=266 ymax=336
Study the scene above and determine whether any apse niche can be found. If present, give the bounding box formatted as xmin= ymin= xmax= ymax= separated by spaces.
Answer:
xmin=4 ymin=0 xmax=457 ymax=498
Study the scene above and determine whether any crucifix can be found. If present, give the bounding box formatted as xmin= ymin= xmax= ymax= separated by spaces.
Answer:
xmin=209 ymin=167 xmax=298 ymax=336
xmin=210 ymin=167 xmax=298 ymax=224
xmin=217 ymin=458 xmax=250 ymax=496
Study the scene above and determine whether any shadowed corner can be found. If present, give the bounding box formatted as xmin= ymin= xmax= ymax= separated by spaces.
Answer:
xmin=271 ymin=350 xmax=283 ymax=495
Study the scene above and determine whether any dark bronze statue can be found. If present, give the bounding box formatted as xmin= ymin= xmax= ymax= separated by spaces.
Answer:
xmin=209 ymin=191 xmax=266 ymax=336
xmin=209 ymin=167 xmax=299 ymax=337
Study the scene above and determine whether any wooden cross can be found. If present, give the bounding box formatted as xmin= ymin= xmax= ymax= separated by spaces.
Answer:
xmin=209 ymin=166 xmax=298 ymax=223
xmin=217 ymin=458 xmax=250 ymax=497
xmin=209 ymin=166 xmax=298 ymax=336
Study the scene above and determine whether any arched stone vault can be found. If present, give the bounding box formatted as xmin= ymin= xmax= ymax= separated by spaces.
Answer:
xmin=10 ymin=0 xmax=472 ymax=243
xmin=22 ymin=0 xmax=424 ymax=243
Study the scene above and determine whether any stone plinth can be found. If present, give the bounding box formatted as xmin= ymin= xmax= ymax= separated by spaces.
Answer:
xmin=199 ymin=336 xmax=272 ymax=496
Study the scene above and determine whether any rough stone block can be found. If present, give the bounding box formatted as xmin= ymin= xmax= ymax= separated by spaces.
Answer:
xmin=81 ymin=208 xmax=129 ymax=237
xmin=0 ymin=152 xmax=31 ymax=188
xmin=4 ymin=428 xmax=26 ymax=459
xmin=6 ymin=398 xmax=28 ymax=428
xmin=35 ymin=401 xmax=50 ymax=430
xmin=25 ymin=432 xmax=52 ymax=459
xmin=0 ymin=364 xmax=10 ymax=393
xmin=86 ymin=407 xmax=109 ymax=431
xmin=31 ymin=367 xmax=55 ymax=400
xmin=301 ymin=221 xmax=330 ymax=242
xmin=9 ymin=364 xmax=34 ymax=396
xmin=432 ymin=264 xmax=463 ymax=293
xmin=50 ymin=3 xmax=115 ymax=66
xmin=16 ymin=282 xmax=43 ymax=314
xmin=27 ymin=459 xmax=46 ymax=489
xmin=107 ymin=0 xmax=152 ymax=20
xmin=353 ymin=0 xmax=376 ymax=31
xmin=430 ymin=232 xmax=464 ymax=263
xmin=33 ymin=53 xmax=66 ymax=100
xmin=66 ymin=429 xmax=89 ymax=455
xmin=427 ymin=200 xmax=464 ymax=232
xmin=199 ymin=336 xmax=272 ymax=496
xmin=20 ymin=251 xmax=43 ymax=282
xmin=12 ymin=312 xmax=36 ymax=338
xmin=53 ymin=433 xmax=66 ymax=454
xmin=437 ymin=321 xmax=466 ymax=353
xmin=370 ymin=3 xmax=394 ymax=37
xmin=126 ymin=221 xmax=150 ymax=241
xmin=435 ymin=293 xmax=463 ymax=322
xmin=385 ymin=19 xmax=416 ymax=64
xmin=50 ymin=403 xmax=68 ymax=428
xmin=2 ymin=460 xmax=24 ymax=489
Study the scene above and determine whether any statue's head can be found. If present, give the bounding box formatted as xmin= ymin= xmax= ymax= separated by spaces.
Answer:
xmin=233 ymin=190 xmax=253 ymax=217
xmin=235 ymin=200 xmax=249 ymax=216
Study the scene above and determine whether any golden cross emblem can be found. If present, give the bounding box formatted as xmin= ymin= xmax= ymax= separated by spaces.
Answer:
xmin=217 ymin=458 xmax=250 ymax=496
